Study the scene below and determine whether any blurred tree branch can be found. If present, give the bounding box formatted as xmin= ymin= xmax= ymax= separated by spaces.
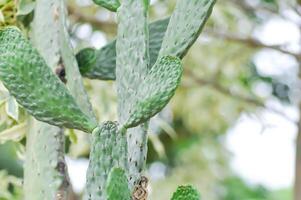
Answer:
xmin=185 ymin=69 xmax=296 ymax=124
xmin=206 ymin=30 xmax=301 ymax=60
xmin=226 ymin=0 xmax=294 ymax=22
xmin=67 ymin=4 xmax=117 ymax=33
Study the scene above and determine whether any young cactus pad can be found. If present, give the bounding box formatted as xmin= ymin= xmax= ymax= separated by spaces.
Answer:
xmin=0 ymin=27 xmax=97 ymax=133
xmin=159 ymin=0 xmax=216 ymax=58
xmin=106 ymin=167 xmax=131 ymax=200
xmin=93 ymin=0 xmax=120 ymax=12
xmin=116 ymin=0 xmax=149 ymax=124
xmin=171 ymin=185 xmax=201 ymax=200
xmin=123 ymin=55 xmax=183 ymax=128
xmin=84 ymin=122 xmax=128 ymax=200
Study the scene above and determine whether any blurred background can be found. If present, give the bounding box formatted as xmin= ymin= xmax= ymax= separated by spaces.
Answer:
xmin=0 ymin=0 xmax=301 ymax=199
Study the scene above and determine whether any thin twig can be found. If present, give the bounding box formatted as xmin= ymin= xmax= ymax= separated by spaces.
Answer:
xmin=206 ymin=30 xmax=301 ymax=60
xmin=67 ymin=4 xmax=117 ymax=33
xmin=185 ymin=69 xmax=297 ymax=124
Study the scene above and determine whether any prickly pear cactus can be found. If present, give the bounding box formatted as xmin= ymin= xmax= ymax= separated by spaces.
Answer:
xmin=24 ymin=0 xmax=97 ymax=199
xmin=106 ymin=168 xmax=131 ymax=200
xmin=115 ymin=0 xmax=150 ymax=188
xmin=123 ymin=56 xmax=182 ymax=128
xmin=159 ymin=0 xmax=216 ymax=58
xmin=84 ymin=122 xmax=128 ymax=200
xmin=76 ymin=42 xmax=116 ymax=80
xmin=76 ymin=18 xmax=169 ymax=80
xmin=171 ymin=185 xmax=200 ymax=200
xmin=0 ymin=0 xmax=216 ymax=199
xmin=76 ymin=0 xmax=215 ymax=81
xmin=93 ymin=0 xmax=120 ymax=12
xmin=114 ymin=0 xmax=216 ymax=190
xmin=0 ymin=27 xmax=97 ymax=133
xmin=24 ymin=120 xmax=68 ymax=200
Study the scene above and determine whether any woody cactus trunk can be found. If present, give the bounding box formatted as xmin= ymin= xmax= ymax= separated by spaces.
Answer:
xmin=0 ymin=0 xmax=216 ymax=199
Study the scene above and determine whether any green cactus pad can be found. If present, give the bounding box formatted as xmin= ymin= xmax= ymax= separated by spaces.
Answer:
xmin=76 ymin=18 xmax=169 ymax=80
xmin=93 ymin=0 xmax=120 ymax=12
xmin=115 ymin=0 xmax=150 ymax=188
xmin=159 ymin=0 xmax=216 ymax=58
xmin=106 ymin=167 xmax=131 ymax=200
xmin=116 ymin=0 xmax=149 ymax=124
xmin=24 ymin=120 xmax=68 ymax=200
xmin=84 ymin=122 xmax=128 ymax=200
xmin=124 ymin=56 xmax=182 ymax=128
xmin=76 ymin=42 xmax=116 ymax=80
xmin=77 ymin=0 xmax=215 ymax=81
xmin=171 ymin=185 xmax=200 ymax=200
xmin=0 ymin=27 xmax=97 ymax=133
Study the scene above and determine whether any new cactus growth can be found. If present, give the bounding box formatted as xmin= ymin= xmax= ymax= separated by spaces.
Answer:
xmin=106 ymin=168 xmax=131 ymax=200
xmin=0 ymin=0 xmax=216 ymax=199
xmin=123 ymin=56 xmax=183 ymax=129
xmin=171 ymin=185 xmax=201 ymax=200
xmin=84 ymin=122 xmax=128 ymax=200
xmin=93 ymin=0 xmax=120 ymax=12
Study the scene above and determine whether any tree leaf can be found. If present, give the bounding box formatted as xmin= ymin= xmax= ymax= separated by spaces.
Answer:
xmin=5 ymin=96 xmax=18 ymax=121
xmin=0 ymin=122 xmax=26 ymax=144
xmin=17 ymin=0 xmax=35 ymax=16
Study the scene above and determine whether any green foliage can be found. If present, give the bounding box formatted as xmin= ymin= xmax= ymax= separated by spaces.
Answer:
xmin=171 ymin=185 xmax=200 ymax=200
xmin=93 ymin=0 xmax=120 ymax=12
xmin=0 ymin=0 xmax=16 ymax=28
xmin=84 ymin=122 xmax=128 ymax=200
xmin=221 ymin=176 xmax=268 ymax=200
xmin=16 ymin=0 xmax=35 ymax=16
xmin=106 ymin=168 xmax=131 ymax=200
xmin=0 ymin=142 xmax=23 ymax=177
xmin=0 ymin=27 xmax=97 ymax=133
xmin=0 ymin=170 xmax=23 ymax=200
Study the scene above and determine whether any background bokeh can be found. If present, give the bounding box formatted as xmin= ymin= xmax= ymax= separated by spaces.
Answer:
xmin=0 ymin=0 xmax=300 ymax=199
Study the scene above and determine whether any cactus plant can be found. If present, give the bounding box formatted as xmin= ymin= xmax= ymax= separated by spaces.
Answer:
xmin=76 ymin=18 xmax=170 ymax=80
xmin=84 ymin=122 xmax=128 ymax=200
xmin=24 ymin=0 xmax=97 ymax=199
xmin=0 ymin=28 xmax=97 ymax=133
xmin=171 ymin=185 xmax=201 ymax=200
xmin=106 ymin=168 xmax=131 ymax=200
xmin=0 ymin=0 xmax=216 ymax=199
